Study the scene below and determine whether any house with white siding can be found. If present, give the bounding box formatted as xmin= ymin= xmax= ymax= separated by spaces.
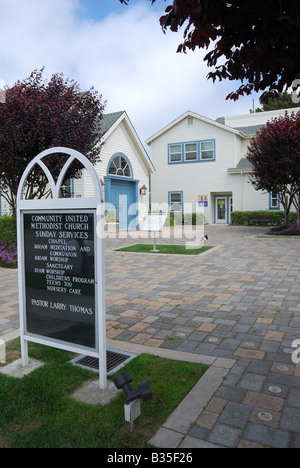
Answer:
xmin=146 ymin=107 xmax=299 ymax=225
xmin=0 ymin=185 xmax=11 ymax=216
xmin=73 ymin=111 xmax=155 ymax=230
xmin=0 ymin=111 xmax=155 ymax=230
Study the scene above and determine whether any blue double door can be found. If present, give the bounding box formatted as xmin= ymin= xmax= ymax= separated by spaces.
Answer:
xmin=105 ymin=178 xmax=138 ymax=230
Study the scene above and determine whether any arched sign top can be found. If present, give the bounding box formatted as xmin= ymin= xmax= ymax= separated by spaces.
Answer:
xmin=17 ymin=147 xmax=103 ymax=205
xmin=17 ymin=146 xmax=107 ymax=390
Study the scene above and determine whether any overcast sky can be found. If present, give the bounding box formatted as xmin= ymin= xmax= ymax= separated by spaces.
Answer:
xmin=0 ymin=0 xmax=261 ymax=149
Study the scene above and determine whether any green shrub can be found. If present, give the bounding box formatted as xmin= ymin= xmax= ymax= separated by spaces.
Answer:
xmin=164 ymin=214 xmax=174 ymax=226
xmin=165 ymin=213 xmax=204 ymax=226
xmin=231 ymin=211 xmax=297 ymax=226
xmin=230 ymin=211 xmax=251 ymax=226
xmin=0 ymin=216 xmax=17 ymax=268
xmin=183 ymin=212 xmax=204 ymax=225
xmin=0 ymin=216 xmax=16 ymax=243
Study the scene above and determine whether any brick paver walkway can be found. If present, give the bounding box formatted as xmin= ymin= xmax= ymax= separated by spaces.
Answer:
xmin=1 ymin=225 xmax=300 ymax=448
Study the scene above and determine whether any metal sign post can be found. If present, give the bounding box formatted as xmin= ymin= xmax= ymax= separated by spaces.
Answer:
xmin=17 ymin=147 xmax=107 ymax=389
xmin=152 ymin=231 xmax=158 ymax=252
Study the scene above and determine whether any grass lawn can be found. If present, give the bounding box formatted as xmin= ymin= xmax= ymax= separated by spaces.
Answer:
xmin=116 ymin=244 xmax=213 ymax=255
xmin=0 ymin=340 xmax=208 ymax=448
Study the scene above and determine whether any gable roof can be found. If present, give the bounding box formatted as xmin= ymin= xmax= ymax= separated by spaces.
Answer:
xmin=146 ymin=108 xmax=300 ymax=145
xmin=145 ymin=110 xmax=244 ymax=145
xmin=232 ymin=125 xmax=263 ymax=136
xmin=217 ymin=107 xmax=300 ymax=136
xmin=100 ymin=111 xmax=125 ymax=136
xmin=100 ymin=111 xmax=155 ymax=173
xmin=215 ymin=117 xmax=262 ymax=136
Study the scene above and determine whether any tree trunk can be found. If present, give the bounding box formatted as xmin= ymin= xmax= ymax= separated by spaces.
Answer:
xmin=297 ymin=187 xmax=300 ymax=228
xmin=280 ymin=194 xmax=290 ymax=224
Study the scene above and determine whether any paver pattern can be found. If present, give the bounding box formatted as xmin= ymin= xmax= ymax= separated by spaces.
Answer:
xmin=1 ymin=225 xmax=300 ymax=448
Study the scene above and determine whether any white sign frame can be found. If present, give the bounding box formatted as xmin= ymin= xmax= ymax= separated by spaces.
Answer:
xmin=141 ymin=212 xmax=167 ymax=233
xmin=141 ymin=212 xmax=167 ymax=252
xmin=17 ymin=147 xmax=107 ymax=389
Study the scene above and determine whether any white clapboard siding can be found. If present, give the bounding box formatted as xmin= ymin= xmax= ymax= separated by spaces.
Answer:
xmin=147 ymin=109 xmax=299 ymax=223
xmin=80 ymin=113 xmax=153 ymax=226
xmin=0 ymin=192 xmax=12 ymax=215
xmin=83 ymin=120 xmax=149 ymax=197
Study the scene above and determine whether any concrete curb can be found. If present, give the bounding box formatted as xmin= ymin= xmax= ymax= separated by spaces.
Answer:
xmin=149 ymin=360 xmax=233 ymax=448
xmin=106 ymin=338 xmax=235 ymax=448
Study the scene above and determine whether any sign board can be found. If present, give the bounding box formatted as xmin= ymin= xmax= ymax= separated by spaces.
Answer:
xmin=23 ymin=211 xmax=96 ymax=350
xmin=141 ymin=212 xmax=167 ymax=232
xmin=141 ymin=212 xmax=167 ymax=252
xmin=17 ymin=148 xmax=107 ymax=389
xmin=198 ymin=195 xmax=208 ymax=208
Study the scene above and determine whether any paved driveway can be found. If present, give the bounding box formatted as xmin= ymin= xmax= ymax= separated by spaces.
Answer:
xmin=1 ymin=225 xmax=300 ymax=447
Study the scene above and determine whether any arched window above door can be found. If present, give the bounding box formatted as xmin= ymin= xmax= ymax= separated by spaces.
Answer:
xmin=108 ymin=154 xmax=132 ymax=178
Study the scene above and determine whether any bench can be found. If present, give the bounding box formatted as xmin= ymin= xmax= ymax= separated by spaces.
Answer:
xmin=247 ymin=214 xmax=273 ymax=225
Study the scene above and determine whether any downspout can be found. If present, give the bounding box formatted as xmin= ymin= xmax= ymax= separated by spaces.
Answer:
xmin=241 ymin=170 xmax=244 ymax=211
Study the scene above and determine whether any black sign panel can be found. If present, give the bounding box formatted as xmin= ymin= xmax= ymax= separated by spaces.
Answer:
xmin=23 ymin=212 xmax=96 ymax=350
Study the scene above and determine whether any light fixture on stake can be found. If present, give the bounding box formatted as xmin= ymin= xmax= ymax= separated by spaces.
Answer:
xmin=198 ymin=234 xmax=208 ymax=249
xmin=113 ymin=371 xmax=153 ymax=432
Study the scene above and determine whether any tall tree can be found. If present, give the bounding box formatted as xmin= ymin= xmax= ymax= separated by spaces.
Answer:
xmin=251 ymin=91 xmax=300 ymax=113
xmin=0 ymin=69 xmax=106 ymax=213
xmin=262 ymin=91 xmax=300 ymax=112
xmin=246 ymin=111 xmax=300 ymax=224
xmin=120 ymin=0 xmax=300 ymax=102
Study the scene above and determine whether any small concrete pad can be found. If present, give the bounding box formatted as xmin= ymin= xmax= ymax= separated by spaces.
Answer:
xmin=0 ymin=358 xmax=44 ymax=378
xmin=71 ymin=379 xmax=121 ymax=406
xmin=149 ymin=428 xmax=184 ymax=448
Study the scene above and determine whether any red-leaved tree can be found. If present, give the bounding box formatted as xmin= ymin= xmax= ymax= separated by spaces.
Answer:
xmin=120 ymin=0 xmax=300 ymax=102
xmin=246 ymin=111 xmax=300 ymax=224
xmin=0 ymin=68 xmax=106 ymax=214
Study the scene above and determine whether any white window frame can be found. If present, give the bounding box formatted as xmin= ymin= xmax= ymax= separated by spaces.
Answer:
xmin=200 ymin=140 xmax=215 ymax=160
xmin=184 ymin=142 xmax=198 ymax=161
xmin=169 ymin=144 xmax=182 ymax=163
xmin=270 ymin=190 xmax=280 ymax=210
xmin=169 ymin=191 xmax=183 ymax=213
xmin=108 ymin=155 xmax=132 ymax=178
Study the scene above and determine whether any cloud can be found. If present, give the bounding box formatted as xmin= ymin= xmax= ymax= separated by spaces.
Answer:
xmin=0 ymin=0 xmax=260 ymax=146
